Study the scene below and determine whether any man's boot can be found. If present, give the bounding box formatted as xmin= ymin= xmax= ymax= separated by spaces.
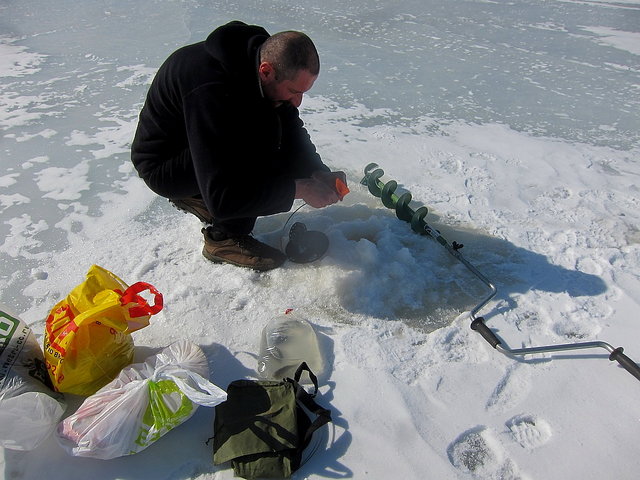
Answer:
xmin=201 ymin=227 xmax=286 ymax=271
xmin=170 ymin=197 xmax=213 ymax=224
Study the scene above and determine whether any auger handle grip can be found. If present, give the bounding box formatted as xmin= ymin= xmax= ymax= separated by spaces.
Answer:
xmin=470 ymin=317 xmax=502 ymax=349
xmin=609 ymin=347 xmax=640 ymax=382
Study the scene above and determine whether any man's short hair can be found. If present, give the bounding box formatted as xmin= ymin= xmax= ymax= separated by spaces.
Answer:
xmin=260 ymin=31 xmax=320 ymax=81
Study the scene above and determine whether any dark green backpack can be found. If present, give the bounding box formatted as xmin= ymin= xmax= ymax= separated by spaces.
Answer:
xmin=212 ymin=363 xmax=331 ymax=479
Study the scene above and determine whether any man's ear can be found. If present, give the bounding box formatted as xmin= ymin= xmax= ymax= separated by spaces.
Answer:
xmin=258 ymin=62 xmax=276 ymax=82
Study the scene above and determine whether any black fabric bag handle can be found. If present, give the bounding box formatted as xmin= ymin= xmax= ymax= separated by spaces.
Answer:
xmin=288 ymin=362 xmax=332 ymax=448
xmin=293 ymin=362 xmax=319 ymax=395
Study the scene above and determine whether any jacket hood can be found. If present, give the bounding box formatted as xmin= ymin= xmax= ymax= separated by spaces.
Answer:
xmin=205 ymin=21 xmax=269 ymax=85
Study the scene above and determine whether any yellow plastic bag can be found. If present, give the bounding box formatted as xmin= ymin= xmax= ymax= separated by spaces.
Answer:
xmin=44 ymin=265 xmax=163 ymax=396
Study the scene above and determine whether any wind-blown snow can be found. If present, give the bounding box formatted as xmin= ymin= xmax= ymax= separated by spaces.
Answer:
xmin=2 ymin=0 xmax=640 ymax=479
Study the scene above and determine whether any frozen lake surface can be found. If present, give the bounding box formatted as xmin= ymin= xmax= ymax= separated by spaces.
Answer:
xmin=2 ymin=1 xmax=640 ymax=479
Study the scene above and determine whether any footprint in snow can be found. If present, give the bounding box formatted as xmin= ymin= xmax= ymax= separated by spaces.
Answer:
xmin=447 ymin=426 xmax=523 ymax=479
xmin=486 ymin=363 xmax=531 ymax=413
xmin=506 ymin=414 xmax=552 ymax=450
xmin=134 ymin=259 xmax=160 ymax=278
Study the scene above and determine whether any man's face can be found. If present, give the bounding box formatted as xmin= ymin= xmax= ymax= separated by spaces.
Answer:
xmin=259 ymin=63 xmax=317 ymax=108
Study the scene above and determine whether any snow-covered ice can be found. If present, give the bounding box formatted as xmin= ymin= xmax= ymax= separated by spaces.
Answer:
xmin=2 ymin=0 xmax=640 ymax=479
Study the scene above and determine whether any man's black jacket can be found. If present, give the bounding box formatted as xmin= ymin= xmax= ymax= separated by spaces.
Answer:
xmin=131 ymin=21 xmax=328 ymax=221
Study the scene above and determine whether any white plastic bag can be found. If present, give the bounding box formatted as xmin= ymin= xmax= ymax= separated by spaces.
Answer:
xmin=56 ymin=340 xmax=227 ymax=459
xmin=0 ymin=305 xmax=66 ymax=450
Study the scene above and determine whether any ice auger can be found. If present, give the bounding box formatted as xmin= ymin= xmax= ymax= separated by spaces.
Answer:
xmin=361 ymin=163 xmax=640 ymax=382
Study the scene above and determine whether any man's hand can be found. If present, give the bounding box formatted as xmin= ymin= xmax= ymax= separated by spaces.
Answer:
xmin=312 ymin=170 xmax=350 ymax=200
xmin=312 ymin=170 xmax=347 ymax=191
xmin=295 ymin=170 xmax=349 ymax=208
xmin=294 ymin=178 xmax=340 ymax=208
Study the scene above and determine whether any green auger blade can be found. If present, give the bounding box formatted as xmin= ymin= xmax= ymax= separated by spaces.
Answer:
xmin=362 ymin=163 xmax=425 ymax=224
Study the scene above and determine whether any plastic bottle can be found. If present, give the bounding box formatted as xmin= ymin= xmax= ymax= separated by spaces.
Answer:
xmin=257 ymin=309 xmax=324 ymax=384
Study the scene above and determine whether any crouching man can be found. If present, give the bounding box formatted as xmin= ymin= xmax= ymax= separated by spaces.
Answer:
xmin=131 ymin=21 xmax=346 ymax=271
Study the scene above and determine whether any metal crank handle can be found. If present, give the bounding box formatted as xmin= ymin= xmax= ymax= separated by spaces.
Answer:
xmin=472 ymin=317 xmax=640 ymax=382
xmin=470 ymin=317 xmax=502 ymax=348
xmin=609 ymin=347 xmax=640 ymax=382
